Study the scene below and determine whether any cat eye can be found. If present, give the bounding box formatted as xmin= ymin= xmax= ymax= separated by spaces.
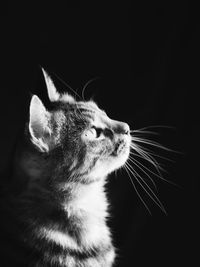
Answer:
xmin=85 ymin=126 xmax=113 ymax=140
xmin=91 ymin=126 xmax=103 ymax=138
xmin=84 ymin=126 xmax=103 ymax=140
xmin=94 ymin=127 xmax=103 ymax=138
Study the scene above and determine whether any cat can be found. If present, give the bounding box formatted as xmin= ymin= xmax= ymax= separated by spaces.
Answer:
xmin=0 ymin=69 xmax=131 ymax=267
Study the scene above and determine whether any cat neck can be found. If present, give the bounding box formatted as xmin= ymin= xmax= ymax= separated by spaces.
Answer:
xmin=59 ymin=179 xmax=108 ymax=218
xmin=13 ymin=141 xmax=109 ymax=220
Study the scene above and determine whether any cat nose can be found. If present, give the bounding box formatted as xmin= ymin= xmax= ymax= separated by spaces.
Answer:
xmin=114 ymin=122 xmax=130 ymax=135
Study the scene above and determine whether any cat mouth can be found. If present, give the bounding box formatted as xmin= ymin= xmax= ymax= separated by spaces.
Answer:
xmin=111 ymin=140 xmax=129 ymax=157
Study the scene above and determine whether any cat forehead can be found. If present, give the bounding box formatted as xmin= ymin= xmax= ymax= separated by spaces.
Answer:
xmin=77 ymin=100 xmax=103 ymax=112
xmin=75 ymin=101 xmax=110 ymax=127
xmin=68 ymin=100 xmax=106 ymax=116
xmin=57 ymin=99 xmax=107 ymax=124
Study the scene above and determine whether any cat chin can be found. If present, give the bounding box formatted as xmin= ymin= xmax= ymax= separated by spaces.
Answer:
xmin=108 ymin=149 xmax=130 ymax=173
xmin=108 ymin=140 xmax=131 ymax=170
xmin=88 ymin=149 xmax=130 ymax=180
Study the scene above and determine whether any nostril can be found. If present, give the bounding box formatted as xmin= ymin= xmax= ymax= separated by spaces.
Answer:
xmin=114 ymin=122 xmax=130 ymax=135
xmin=120 ymin=123 xmax=130 ymax=135
xmin=124 ymin=129 xmax=129 ymax=135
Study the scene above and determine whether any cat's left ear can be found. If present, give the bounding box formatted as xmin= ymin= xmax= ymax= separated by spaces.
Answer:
xmin=41 ymin=68 xmax=60 ymax=102
xmin=42 ymin=68 xmax=75 ymax=103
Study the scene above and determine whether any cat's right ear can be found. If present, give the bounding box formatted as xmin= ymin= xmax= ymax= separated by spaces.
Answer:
xmin=41 ymin=68 xmax=60 ymax=102
xmin=29 ymin=95 xmax=52 ymax=152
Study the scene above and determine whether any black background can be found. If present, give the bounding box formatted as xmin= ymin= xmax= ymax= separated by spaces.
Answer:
xmin=0 ymin=2 xmax=199 ymax=266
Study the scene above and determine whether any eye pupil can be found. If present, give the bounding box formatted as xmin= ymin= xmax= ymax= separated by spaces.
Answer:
xmin=91 ymin=126 xmax=113 ymax=139
xmin=97 ymin=128 xmax=103 ymax=137
xmin=92 ymin=127 xmax=102 ymax=138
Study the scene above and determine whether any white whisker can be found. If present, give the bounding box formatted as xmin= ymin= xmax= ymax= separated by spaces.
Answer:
xmin=52 ymin=71 xmax=82 ymax=100
xmin=124 ymin=165 xmax=152 ymax=215
xmin=129 ymin=150 xmax=165 ymax=170
xmin=127 ymin=157 xmax=157 ymax=189
xmin=125 ymin=163 xmax=167 ymax=214
xmin=130 ymin=149 xmax=178 ymax=187
xmin=130 ymin=130 xmax=159 ymax=136
xmin=131 ymin=143 xmax=163 ymax=173
xmin=133 ymin=125 xmax=176 ymax=131
xmin=131 ymin=146 xmax=175 ymax=170
xmin=129 ymin=154 xmax=165 ymax=181
xmin=130 ymin=136 xmax=179 ymax=187
xmin=125 ymin=126 xmax=180 ymax=213
xmin=81 ymin=77 xmax=100 ymax=101
xmin=131 ymin=136 xmax=174 ymax=152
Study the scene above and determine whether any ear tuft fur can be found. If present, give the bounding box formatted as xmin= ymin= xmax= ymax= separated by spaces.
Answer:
xmin=41 ymin=68 xmax=75 ymax=103
xmin=41 ymin=68 xmax=60 ymax=102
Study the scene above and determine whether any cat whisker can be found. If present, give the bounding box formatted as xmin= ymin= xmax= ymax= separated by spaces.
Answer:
xmin=125 ymin=162 xmax=167 ymax=214
xmin=131 ymin=136 xmax=175 ymax=152
xmin=130 ymin=146 xmax=164 ymax=174
xmin=129 ymin=149 xmax=163 ymax=170
xmin=129 ymin=150 xmax=172 ymax=166
xmin=52 ymin=71 xmax=82 ymax=100
xmin=130 ymin=143 xmax=163 ymax=173
xmin=81 ymin=77 xmax=100 ymax=101
xmin=140 ymin=149 xmax=175 ymax=163
xmin=129 ymin=144 xmax=179 ymax=187
xmin=123 ymin=165 xmax=152 ymax=215
xmin=130 ymin=130 xmax=159 ymax=136
xmin=129 ymin=153 xmax=162 ymax=176
xmin=133 ymin=125 xmax=176 ymax=131
xmin=129 ymin=155 xmax=170 ymax=185
xmin=131 ymin=144 xmax=175 ymax=168
xmin=127 ymin=157 xmax=157 ymax=190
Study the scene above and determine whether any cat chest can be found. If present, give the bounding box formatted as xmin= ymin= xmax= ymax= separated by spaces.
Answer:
xmin=37 ymin=219 xmax=114 ymax=266
xmin=40 ymin=215 xmax=110 ymax=249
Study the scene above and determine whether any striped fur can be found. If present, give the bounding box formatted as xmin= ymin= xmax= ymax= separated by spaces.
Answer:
xmin=0 ymin=70 xmax=131 ymax=266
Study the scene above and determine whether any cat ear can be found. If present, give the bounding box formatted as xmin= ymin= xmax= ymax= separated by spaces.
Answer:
xmin=41 ymin=68 xmax=75 ymax=103
xmin=41 ymin=68 xmax=60 ymax=102
xmin=29 ymin=95 xmax=52 ymax=152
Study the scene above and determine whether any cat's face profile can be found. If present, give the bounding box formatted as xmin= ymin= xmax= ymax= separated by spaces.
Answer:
xmin=28 ymin=69 xmax=131 ymax=183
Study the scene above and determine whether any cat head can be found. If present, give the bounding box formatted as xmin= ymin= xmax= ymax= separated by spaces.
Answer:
xmin=28 ymin=69 xmax=131 ymax=183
